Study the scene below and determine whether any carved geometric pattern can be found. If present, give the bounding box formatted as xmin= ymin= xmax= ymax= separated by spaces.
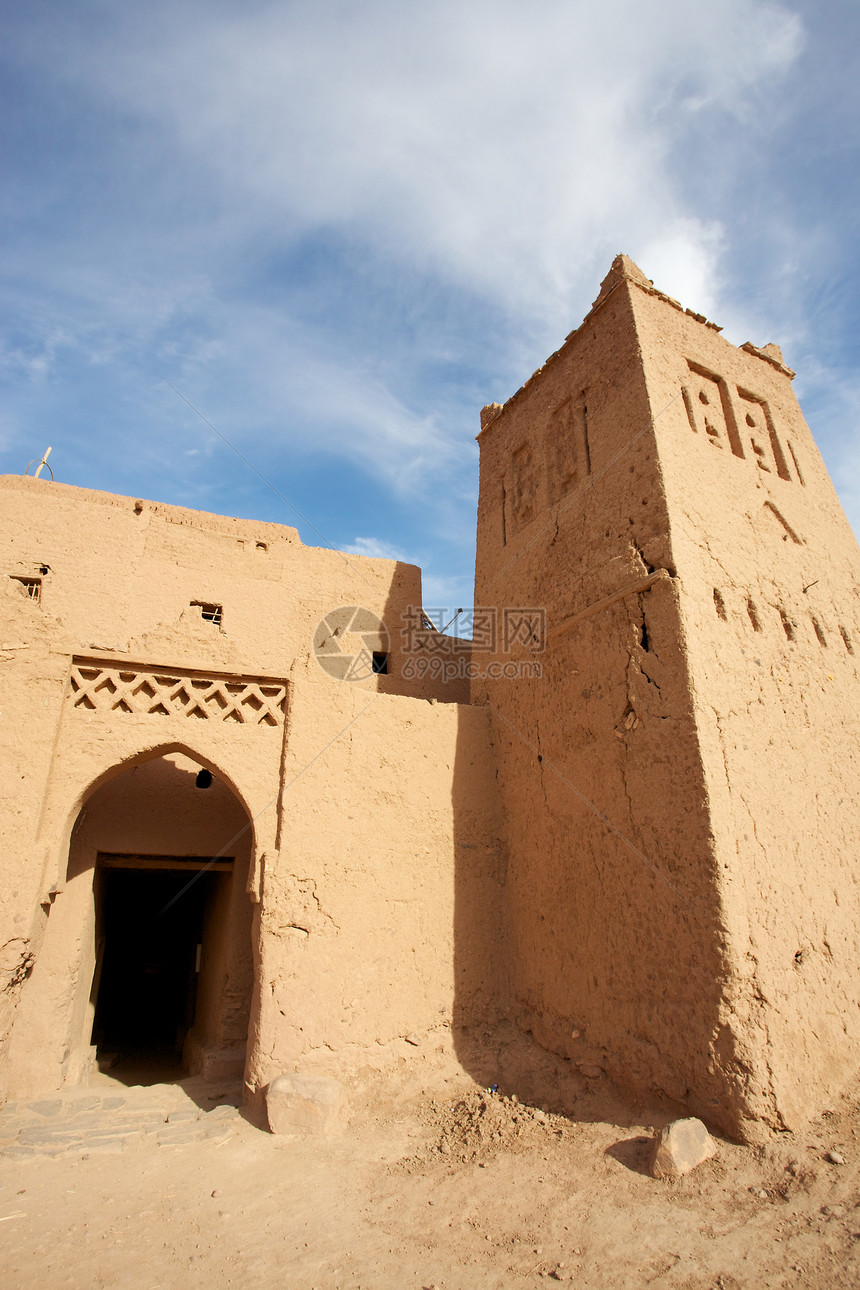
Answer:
xmin=545 ymin=398 xmax=589 ymax=506
xmin=509 ymin=441 xmax=538 ymax=532
xmin=682 ymin=359 xmax=795 ymax=482
xmin=682 ymin=364 xmax=740 ymax=455
xmin=69 ymin=659 xmax=286 ymax=726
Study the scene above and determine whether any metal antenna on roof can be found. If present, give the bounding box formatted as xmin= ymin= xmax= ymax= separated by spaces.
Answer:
xmin=440 ymin=608 xmax=464 ymax=634
xmin=420 ymin=608 xmax=463 ymax=632
xmin=25 ymin=447 xmax=54 ymax=480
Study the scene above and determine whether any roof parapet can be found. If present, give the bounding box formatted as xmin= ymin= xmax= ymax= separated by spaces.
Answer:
xmin=477 ymin=252 xmax=796 ymax=437
xmin=591 ymin=253 xmax=654 ymax=309
xmin=740 ymin=341 xmax=796 ymax=379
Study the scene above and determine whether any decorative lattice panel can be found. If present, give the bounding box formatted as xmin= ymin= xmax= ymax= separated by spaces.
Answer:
xmin=69 ymin=660 xmax=286 ymax=726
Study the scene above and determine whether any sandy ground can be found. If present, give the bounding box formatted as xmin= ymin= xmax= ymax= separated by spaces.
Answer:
xmin=2 ymin=1036 xmax=859 ymax=1289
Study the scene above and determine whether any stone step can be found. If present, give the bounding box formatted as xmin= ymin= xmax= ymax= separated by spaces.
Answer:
xmin=0 ymin=1089 xmax=245 ymax=1158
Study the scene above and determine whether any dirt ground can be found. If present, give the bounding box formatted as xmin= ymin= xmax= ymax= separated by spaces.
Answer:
xmin=2 ymin=1032 xmax=859 ymax=1289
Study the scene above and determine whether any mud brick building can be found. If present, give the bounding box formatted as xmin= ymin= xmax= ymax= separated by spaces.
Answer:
xmin=2 ymin=255 xmax=858 ymax=1142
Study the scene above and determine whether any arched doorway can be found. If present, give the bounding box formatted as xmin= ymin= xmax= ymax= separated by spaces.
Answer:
xmin=75 ymin=751 xmax=255 ymax=1085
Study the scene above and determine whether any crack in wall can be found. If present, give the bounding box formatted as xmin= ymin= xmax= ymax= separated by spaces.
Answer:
xmin=1 ymin=939 xmax=34 ymax=992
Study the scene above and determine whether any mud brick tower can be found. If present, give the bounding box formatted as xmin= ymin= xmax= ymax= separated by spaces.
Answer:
xmin=2 ymin=254 xmax=858 ymax=1143
xmin=474 ymin=254 xmax=860 ymax=1141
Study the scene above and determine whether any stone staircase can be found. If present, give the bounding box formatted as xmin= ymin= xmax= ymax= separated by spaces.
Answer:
xmin=0 ymin=1083 xmax=248 ymax=1159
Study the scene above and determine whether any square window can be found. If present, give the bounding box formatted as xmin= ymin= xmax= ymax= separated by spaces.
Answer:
xmin=191 ymin=601 xmax=222 ymax=625
xmin=11 ymin=576 xmax=41 ymax=602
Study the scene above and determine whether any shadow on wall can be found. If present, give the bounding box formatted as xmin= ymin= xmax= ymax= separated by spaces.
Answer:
xmin=354 ymin=567 xmax=509 ymax=1085
xmin=375 ymin=570 xmax=511 ymax=1093
xmin=450 ymin=699 xmax=511 ymax=1084
xmin=376 ymin=569 xmax=652 ymax=1120
xmin=451 ymin=586 xmax=737 ymax=1133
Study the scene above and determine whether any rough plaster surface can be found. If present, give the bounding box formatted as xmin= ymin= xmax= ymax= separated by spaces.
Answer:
xmin=0 ymin=477 xmax=491 ymax=1105
xmin=474 ymin=254 xmax=860 ymax=1141
xmin=2 ymin=255 xmax=858 ymax=1144
xmin=630 ymin=278 xmax=860 ymax=1135
xmin=246 ymin=680 xmax=506 ymax=1099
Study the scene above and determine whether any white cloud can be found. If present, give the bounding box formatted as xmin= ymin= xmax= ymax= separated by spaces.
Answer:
xmin=419 ymin=573 xmax=475 ymax=617
xmin=340 ymin=539 xmax=474 ymax=629
xmin=637 ymin=221 xmax=727 ymax=320
xmin=343 ymin=536 xmax=410 ymax=562
xmin=792 ymin=360 xmax=860 ymax=540
xmin=51 ymin=0 xmax=804 ymax=330
xmin=9 ymin=0 xmax=805 ymax=518
xmin=9 ymin=0 xmax=857 ymax=585
xmin=161 ymin=297 xmax=474 ymax=495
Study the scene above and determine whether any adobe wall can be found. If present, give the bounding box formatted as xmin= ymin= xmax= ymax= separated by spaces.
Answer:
xmin=246 ymin=680 xmax=506 ymax=1096
xmin=0 ymin=476 xmax=497 ymax=1104
xmin=0 ymin=473 xmax=468 ymax=703
xmin=474 ymin=264 xmax=731 ymax=1128
xmin=627 ymin=275 xmax=860 ymax=1134
xmin=474 ymin=254 xmax=860 ymax=1141
xmin=3 ymin=260 xmax=856 ymax=1138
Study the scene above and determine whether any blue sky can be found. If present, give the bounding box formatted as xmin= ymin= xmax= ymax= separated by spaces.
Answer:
xmin=2 ymin=0 xmax=858 ymax=614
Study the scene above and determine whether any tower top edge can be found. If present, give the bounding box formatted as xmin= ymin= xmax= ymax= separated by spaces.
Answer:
xmin=477 ymin=255 xmax=796 ymax=438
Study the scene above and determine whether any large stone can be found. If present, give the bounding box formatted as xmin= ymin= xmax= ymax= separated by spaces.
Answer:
xmin=266 ymin=1073 xmax=346 ymax=1137
xmin=650 ymin=1118 xmax=717 ymax=1179
xmin=28 ymin=1099 xmax=62 ymax=1118
xmin=166 ymin=1107 xmax=201 ymax=1124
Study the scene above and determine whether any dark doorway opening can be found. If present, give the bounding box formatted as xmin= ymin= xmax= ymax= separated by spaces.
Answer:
xmin=91 ymin=862 xmax=222 ymax=1082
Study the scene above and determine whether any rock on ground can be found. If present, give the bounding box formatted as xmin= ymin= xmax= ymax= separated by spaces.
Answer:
xmin=266 ymin=1073 xmax=345 ymax=1136
xmin=650 ymin=1117 xmax=717 ymax=1179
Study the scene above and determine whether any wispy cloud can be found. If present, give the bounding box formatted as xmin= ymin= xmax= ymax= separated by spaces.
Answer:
xmin=2 ymin=0 xmax=857 ymax=574
xmin=46 ymin=1 xmax=804 ymax=323
xmin=343 ymin=537 xmax=410 ymax=562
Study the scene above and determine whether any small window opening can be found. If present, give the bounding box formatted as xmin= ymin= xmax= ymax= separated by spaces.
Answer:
xmin=746 ymin=599 xmax=762 ymax=632
xmin=810 ymin=616 xmax=827 ymax=647
xmin=11 ymin=576 xmax=41 ymax=601
xmin=779 ymin=609 xmax=797 ymax=642
xmin=191 ymin=601 xmax=222 ymax=625
xmin=372 ymin=651 xmax=389 ymax=675
xmin=255 ymin=541 xmax=268 ymax=553
xmin=750 ymin=440 xmax=771 ymax=471
xmin=195 ymin=769 xmax=213 ymax=789
xmin=713 ymin=589 xmax=727 ymax=621
xmin=788 ymin=441 xmax=806 ymax=485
